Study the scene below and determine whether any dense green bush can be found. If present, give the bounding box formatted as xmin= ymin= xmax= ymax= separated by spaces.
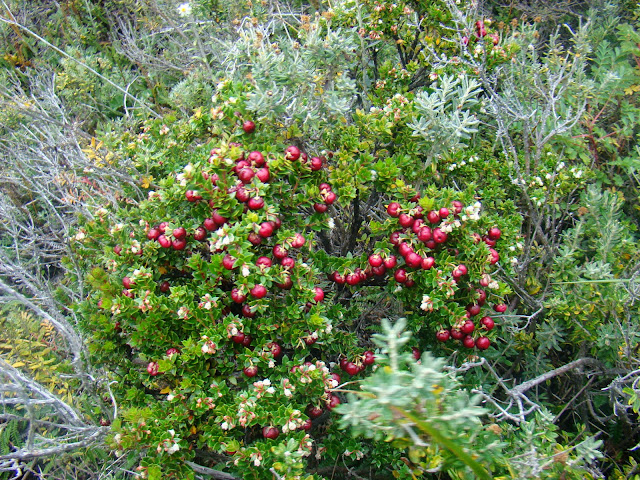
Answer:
xmin=2 ymin=0 xmax=640 ymax=478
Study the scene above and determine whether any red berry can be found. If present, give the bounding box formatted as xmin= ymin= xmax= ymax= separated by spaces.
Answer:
xmin=157 ymin=234 xmax=171 ymax=248
xmin=476 ymin=336 xmax=491 ymax=350
xmin=427 ymin=210 xmax=441 ymax=224
xmin=281 ymin=257 xmax=295 ymax=269
xmin=383 ymin=255 xmax=397 ymax=269
xmin=387 ymin=202 xmax=401 ymax=217
xmin=398 ymin=242 xmax=413 ymax=257
xmin=494 ymin=304 xmax=507 ymax=313
xmin=451 ymin=328 xmax=464 ymax=340
xmin=147 ymin=362 xmax=159 ymax=376
xmin=432 ymin=228 xmax=447 ymax=244
xmin=405 ymin=252 xmax=422 ymax=269
xmin=291 ymin=233 xmax=306 ymax=248
xmin=394 ymin=268 xmax=407 ymax=283
xmin=194 ymin=227 xmax=207 ymax=241
xmin=489 ymin=248 xmax=500 ymax=264
xmin=113 ymin=245 xmax=122 ymax=255
xmin=248 ymin=196 xmax=265 ymax=210
xmin=173 ymin=227 xmax=186 ymax=239
xmin=300 ymin=419 xmax=313 ymax=431
xmin=461 ymin=320 xmax=475 ymax=335
xmin=172 ymin=238 xmax=187 ymax=250
xmin=345 ymin=362 xmax=359 ymax=376
xmin=457 ymin=264 xmax=468 ymax=276
xmin=412 ymin=218 xmax=425 ymax=234
xmin=389 ymin=231 xmax=401 ymax=245
xmin=417 ymin=226 xmax=432 ymax=242
xmin=203 ymin=218 xmax=216 ymax=231
xmin=412 ymin=347 xmax=421 ymax=360
xmin=480 ymin=316 xmax=495 ymax=330
xmin=273 ymin=244 xmax=288 ymax=259
xmin=235 ymin=186 xmax=250 ymax=203
xmin=212 ymin=210 xmax=227 ymax=225
xmin=346 ymin=273 xmax=360 ymax=286
xmin=232 ymin=332 xmax=246 ymax=344
xmin=256 ymin=167 xmax=270 ymax=182
xmin=452 ymin=200 xmax=463 ymax=214
xmin=487 ymin=227 xmax=502 ymax=240
xmin=250 ymin=284 xmax=267 ymax=299
xmin=159 ymin=281 xmax=170 ymax=293
xmin=327 ymin=395 xmax=341 ymax=410
xmin=231 ymin=288 xmax=246 ymax=303
xmin=313 ymin=287 xmax=325 ymax=303
xmin=241 ymin=304 xmax=255 ymax=318
xmin=285 ymin=145 xmax=301 ymax=160
xmin=314 ymin=203 xmax=328 ymax=213
xmin=147 ymin=228 xmax=160 ymax=240
xmin=122 ymin=276 xmax=134 ymax=289
xmin=333 ymin=272 xmax=346 ymax=284
xmin=323 ymin=191 xmax=337 ymax=205
xmin=258 ymin=222 xmax=274 ymax=238
xmin=467 ymin=304 xmax=481 ymax=317
xmin=476 ymin=20 xmax=487 ymax=37
xmin=363 ymin=350 xmax=375 ymax=365
xmin=462 ymin=336 xmax=476 ymax=349
xmin=436 ymin=329 xmax=450 ymax=342
xmin=439 ymin=207 xmax=450 ymax=219
xmin=307 ymin=405 xmax=324 ymax=419
xmin=242 ymin=120 xmax=256 ymax=133
xmin=310 ymin=156 xmax=323 ymax=170
xmin=267 ymin=342 xmax=282 ymax=358
xmin=256 ymin=256 xmax=272 ymax=268
xmin=248 ymin=151 xmax=265 ymax=166
xmin=262 ymin=426 xmax=279 ymax=439
xmin=276 ymin=275 xmax=293 ymax=290
xmin=476 ymin=288 xmax=487 ymax=305
xmin=421 ymin=256 xmax=435 ymax=270
xmin=237 ymin=167 xmax=255 ymax=184
xmin=243 ymin=366 xmax=258 ymax=377
xmin=484 ymin=236 xmax=497 ymax=247
xmin=398 ymin=213 xmax=414 ymax=228
xmin=223 ymin=254 xmax=236 ymax=270
xmin=185 ymin=190 xmax=202 ymax=202
xmin=368 ymin=254 xmax=383 ymax=268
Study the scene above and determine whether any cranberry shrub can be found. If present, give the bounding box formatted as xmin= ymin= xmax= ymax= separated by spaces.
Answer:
xmin=71 ymin=77 xmax=518 ymax=478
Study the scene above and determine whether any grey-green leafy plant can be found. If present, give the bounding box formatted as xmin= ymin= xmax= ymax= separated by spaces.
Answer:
xmin=336 ymin=317 xmax=497 ymax=479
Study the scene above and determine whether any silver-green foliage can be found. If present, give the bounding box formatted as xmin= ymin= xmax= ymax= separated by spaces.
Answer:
xmin=336 ymin=318 xmax=496 ymax=477
xmin=408 ymin=74 xmax=481 ymax=166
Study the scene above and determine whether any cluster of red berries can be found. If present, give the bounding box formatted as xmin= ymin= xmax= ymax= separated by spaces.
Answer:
xmin=339 ymin=350 xmax=376 ymax=375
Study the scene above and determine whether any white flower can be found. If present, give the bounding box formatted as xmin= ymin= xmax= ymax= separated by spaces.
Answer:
xmin=327 ymin=218 xmax=335 ymax=229
xmin=266 ymin=387 xmax=276 ymax=394
xmin=510 ymin=257 xmax=519 ymax=266
xmin=420 ymin=295 xmax=433 ymax=312
xmin=268 ymin=359 xmax=276 ymax=368
xmin=177 ymin=2 xmax=192 ymax=16
xmin=75 ymin=231 xmax=85 ymax=241
xmin=370 ymin=169 xmax=378 ymax=180
xmin=241 ymin=264 xmax=250 ymax=277
xmin=221 ymin=421 xmax=229 ymax=430
xmin=167 ymin=442 xmax=180 ymax=455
